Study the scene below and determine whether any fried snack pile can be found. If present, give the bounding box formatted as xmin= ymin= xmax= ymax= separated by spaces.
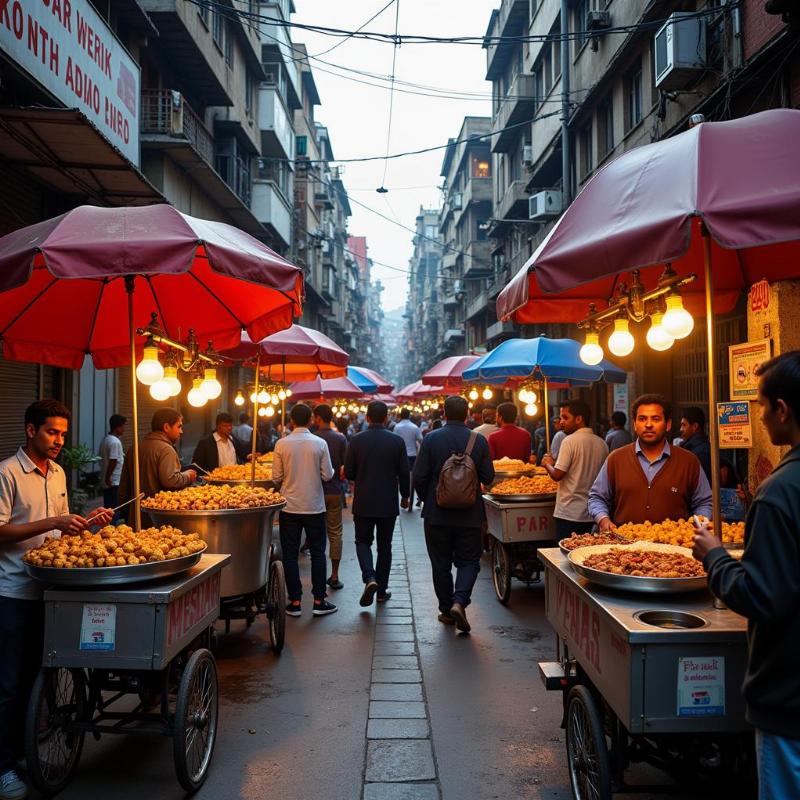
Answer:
xmin=492 ymin=458 xmax=540 ymax=474
xmin=560 ymin=532 xmax=629 ymax=550
xmin=491 ymin=474 xmax=558 ymax=495
xmin=257 ymin=452 xmax=274 ymax=463
xmin=615 ymin=518 xmax=745 ymax=548
xmin=207 ymin=463 xmax=272 ymax=481
xmin=582 ymin=547 xmax=706 ymax=579
xmin=143 ymin=484 xmax=284 ymax=511
xmin=24 ymin=525 xmax=205 ymax=569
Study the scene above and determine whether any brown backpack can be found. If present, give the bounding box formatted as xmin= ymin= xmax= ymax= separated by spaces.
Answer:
xmin=435 ymin=431 xmax=479 ymax=509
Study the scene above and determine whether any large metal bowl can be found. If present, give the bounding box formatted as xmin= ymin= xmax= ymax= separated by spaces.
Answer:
xmin=146 ymin=503 xmax=285 ymax=597
xmin=203 ymin=477 xmax=279 ymax=491
xmin=25 ymin=548 xmax=205 ymax=587
xmin=487 ymin=492 xmax=557 ymax=503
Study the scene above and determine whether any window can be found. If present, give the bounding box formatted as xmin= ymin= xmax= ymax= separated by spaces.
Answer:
xmin=224 ymin=21 xmax=234 ymax=69
xmin=198 ymin=0 xmax=209 ymax=26
xmin=551 ymin=26 xmax=561 ymax=80
xmin=598 ymin=96 xmax=613 ymax=157
xmin=296 ymin=135 xmax=307 ymax=156
xmin=425 ymin=225 xmax=438 ymax=240
xmin=625 ymin=59 xmax=643 ymax=131
xmin=530 ymin=0 xmax=538 ymax=19
xmin=543 ymin=48 xmax=552 ymax=93
xmin=579 ymin=122 xmax=592 ymax=178
xmin=573 ymin=0 xmax=589 ymax=43
xmin=245 ymin=71 xmax=254 ymax=117
xmin=472 ymin=156 xmax=491 ymax=178
xmin=212 ymin=9 xmax=223 ymax=48
xmin=534 ymin=62 xmax=545 ymax=109
xmin=476 ymin=219 xmax=488 ymax=241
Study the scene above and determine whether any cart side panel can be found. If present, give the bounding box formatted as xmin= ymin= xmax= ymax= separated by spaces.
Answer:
xmin=642 ymin=642 xmax=750 ymax=733
xmin=43 ymin=599 xmax=159 ymax=670
xmin=546 ymin=566 xmax=633 ymax=727
xmin=486 ymin=500 xmax=557 ymax=543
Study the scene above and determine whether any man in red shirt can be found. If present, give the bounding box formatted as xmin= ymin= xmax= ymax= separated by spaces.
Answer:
xmin=488 ymin=403 xmax=532 ymax=462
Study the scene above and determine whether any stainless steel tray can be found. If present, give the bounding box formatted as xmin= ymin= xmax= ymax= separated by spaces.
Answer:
xmin=142 ymin=503 xmax=285 ymax=517
xmin=24 ymin=547 xmax=206 ymax=587
xmin=558 ymin=534 xmax=628 ymax=555
xmin=487 ymin=492 xmax=557 ymax=503
xmin=203 ymin=477 xmax=277 ymax=490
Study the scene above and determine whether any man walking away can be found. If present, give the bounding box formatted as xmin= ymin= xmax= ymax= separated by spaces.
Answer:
xmin=413 ymin=396 xmax=494 ymax=633
xmin=99 ymin=414 xmax=126 ymax=521
xmin=393 ymin=408 xmax=421 ymax=510
xmin=488 ymin=402 xmax=532 ymax=462
xmin=272 ymin=403 xmax=336 ymax=617
xmin=312 ymin=404 xmax=347 ymax=590
xmin=541 ymin=400 xmax=609 ymax=539
xmin=473 ymin=408 xmax=500 ymax=439
xmin=192 ymin=412 xmax=249 ymax=473
xmin=605 ymin=411 xmax=633 ymax=452
xmin=233 ymin=412 xmax=253 ymax=446
xmin=345 ymin=401 xmax=410 ymax=607
xmin=679 ymin=406 xmax=712 ymax=482
xmin=692 ymin=351 xmax=800 ymax=800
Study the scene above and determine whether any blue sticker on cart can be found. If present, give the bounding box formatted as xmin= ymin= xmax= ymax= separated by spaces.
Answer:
xmin=677 ymin=656 xmax=725 ymax=716
xmin=79 ymin=603 xmax=117 ymax=651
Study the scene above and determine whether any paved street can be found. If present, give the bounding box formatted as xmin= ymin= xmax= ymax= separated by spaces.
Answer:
xmin=41 ymin=508 xmax=705 ymax=800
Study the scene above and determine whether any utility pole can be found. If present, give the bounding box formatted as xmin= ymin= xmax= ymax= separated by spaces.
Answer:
xmin=560 ymin=0 xmax=572 ymax=205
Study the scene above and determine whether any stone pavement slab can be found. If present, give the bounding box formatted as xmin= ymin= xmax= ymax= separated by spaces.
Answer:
xmin=365 ymin=740 xmax=436 ymax=782
xmin=379 ymin=607 xmax=415 ymax=616
xmin=376 ymin=617 xmax=413 ymax=626
xmin=367 ymin=718 xmax=430 ymax=739
xmin=375 ymin=629 xmax=415 ymax=642
xmin=369 ymin=700 xmax=427 ymax=718
xmin=372 ymin=669 xmax=422 ymax=683
xmin=373 ymin=655 xmax=419 ymax=670
xmin=363 ymin=783 xmax=439 ymax=800
xmin=370 ymin=683 xmax=423 ymax=702
xmin=374 ymin=641 xmax=416 ymax=656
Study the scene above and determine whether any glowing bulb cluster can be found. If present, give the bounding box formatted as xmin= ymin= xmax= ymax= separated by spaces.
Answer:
xmin=518 ymin=388 xmax=538 ymax=404
xmin=662 ymin=294 xmax=694 ymax=339
xmin=187 ymin=378 xmax=207 ymax=408
xmin=645 ymin=311 xmax=674 ymax=351
xmin=136 ymin=345 xmax=164 ymax=386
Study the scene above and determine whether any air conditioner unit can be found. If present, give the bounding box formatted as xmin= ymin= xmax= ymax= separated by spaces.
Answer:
xmin=522 ymin=145 xmax=533 ymax=165
xmin=654 ymin=13 xmax=707 ymax=90
xmin=528 ymin=190 xmax=562 ymax=221
xmin=452 ymin=193 xmax=463 ymax=210
xmin=586 ymin=10 xmax=611 ymax=31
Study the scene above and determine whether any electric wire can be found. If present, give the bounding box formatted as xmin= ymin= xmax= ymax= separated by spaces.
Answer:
xmin=381 ymin=0 xmax=401 ymax=187
xmin=309 ymin=0 xmax=397 ymax=58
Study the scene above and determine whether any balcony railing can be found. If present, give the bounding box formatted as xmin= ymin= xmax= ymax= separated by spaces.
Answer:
xmin=466 ymin=291 xmax=488 ymax=320
xmin=141 ymin=90 xmax=214 ymax=166
xmin=492 ymin=73 xmax=536 ymax=153
xmin=487 ymin=320 xmax=516 ymax=340
xmin=496 ymin=179 xmax=529 ymax=221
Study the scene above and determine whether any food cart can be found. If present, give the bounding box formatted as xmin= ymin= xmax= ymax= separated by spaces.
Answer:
xmin=24 ymin=553 xmax=229 ymax=796
xmin=537 ymin=547 xmax=753 ymax=799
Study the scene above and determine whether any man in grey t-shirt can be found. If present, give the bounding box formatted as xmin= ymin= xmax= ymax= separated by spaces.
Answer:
xmin=605 ymin=411 xmax=633 ymax=452
xmin=99 ymin=413 xmax=126 ymax=521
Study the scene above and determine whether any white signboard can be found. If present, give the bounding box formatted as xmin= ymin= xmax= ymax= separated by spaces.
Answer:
xmin=613 ymin=382 xmax=628 ymax=417
xmin=677 ymin=656 xmax=725 ymax=716
xmin=80 ymin=603 xmax=116 ymax=651
xmin=0 ymin=0 xmax=140 ymax=165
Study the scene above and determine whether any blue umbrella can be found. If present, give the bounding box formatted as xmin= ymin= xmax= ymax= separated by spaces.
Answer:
xmin=346 ymin=366 xmax=379 ymax=394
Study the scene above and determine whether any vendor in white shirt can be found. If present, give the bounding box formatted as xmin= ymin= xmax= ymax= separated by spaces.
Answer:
xmin=0 ymin=400 xmax=112 ymax=799
xmin=191 ymin=412 xmax=250 ymax=473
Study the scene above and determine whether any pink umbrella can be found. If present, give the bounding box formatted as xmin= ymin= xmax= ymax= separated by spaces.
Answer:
xmin=395 ymin=380 xmax=445 ymax=401
xmin=422 ymin=355 xmax=481 ymax=392
xmin=289 ymin=376 xmax=365 ymax=400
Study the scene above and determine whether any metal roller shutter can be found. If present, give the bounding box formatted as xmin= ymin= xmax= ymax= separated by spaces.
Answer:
xmin=0 ymin=359 xmax=57 ymax=460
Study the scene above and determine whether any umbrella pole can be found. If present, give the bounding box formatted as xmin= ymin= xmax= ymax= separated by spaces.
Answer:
xmin=125 ymin=277 xmax=141 ymax=532
xmin=282 ymin=357 xmax=286 ymax=438
xmin=543 ymin=377 xmax=551 ymax=455
xmin=250 ymin=352 xmax=260 ymax=488
xmin=702 ymin=228 xmax=722 ymax=538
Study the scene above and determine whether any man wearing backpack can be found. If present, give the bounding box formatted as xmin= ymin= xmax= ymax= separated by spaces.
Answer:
xmin=413 ymin=395 xmax=494 ymax=633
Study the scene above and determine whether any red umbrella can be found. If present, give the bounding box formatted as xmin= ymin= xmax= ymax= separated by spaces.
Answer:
xmin=289 ymin=376 xmax=365 ymax=400
xmin=395 ymin=380 xmax=445 ymax=401
xmin=422 ymin=355 xmax=481 ymax=392
xmin=496 ymin=109 xmax=800 ymax=532
xmin=0 ymin=204 xmax=303 ymax=527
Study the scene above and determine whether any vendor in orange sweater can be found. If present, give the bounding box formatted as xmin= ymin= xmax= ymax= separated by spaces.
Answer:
xmin=588 ymin=393 xmax=712 ymax=529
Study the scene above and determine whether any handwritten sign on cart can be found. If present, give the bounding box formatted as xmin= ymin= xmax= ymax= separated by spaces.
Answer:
xmin=80 ymin=603 xmax=117 ymax=651
xmin=717 ymin=402 xmax=753 ymax=449
xmin=677 ymin=656 xmax=725 ymax=717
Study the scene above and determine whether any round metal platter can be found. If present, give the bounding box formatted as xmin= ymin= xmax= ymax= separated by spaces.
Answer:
xmin=486 ymin=492 xmax=557 ymax=503
xmin=558 ymin=534 xmax=629 ymax=556
xmin=566 ymin=542 xmax=708 ymax=594
xmin=24 ymin=547 xmax=207 ymax=587
xmin=143 ymin=502 xmax=285 ymax=519
xmin=203 ymin=478 xmax=277 ymax=490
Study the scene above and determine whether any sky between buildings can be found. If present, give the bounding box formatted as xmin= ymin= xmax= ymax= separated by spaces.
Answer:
xmin=292 ymin=0 xmax=496 ymax=313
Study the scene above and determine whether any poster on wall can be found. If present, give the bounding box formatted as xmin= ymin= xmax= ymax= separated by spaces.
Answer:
xmin=728 ymin=339 xmax=772 ymax=401
xmin=612 ymin=383 xmax=628 ymax=417
xmin=717 ymin=402 xmax=753 ymax=449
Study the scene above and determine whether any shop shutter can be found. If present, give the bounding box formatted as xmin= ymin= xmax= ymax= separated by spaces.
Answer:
xmin=0 ymin=359 xmax=57 ymax=460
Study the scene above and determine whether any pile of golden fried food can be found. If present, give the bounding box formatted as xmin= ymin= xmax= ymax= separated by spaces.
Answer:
xmin=143 ymin=484 xmax=284 ymax=511
xmin=560 ymin=532 xmax=628 ymax=550
xmin=257 ymin=452 xmax=274 ymax=463
xmin=492 ymin=457 xmax=541 ymax=474
xmin=491 ymin=474 xmax=558 ymax=495
xmin=24 ymin=525 xmax=205 ymax=569
xmin=207 ymin=463 xmax=272 ymax=481
xmin=614 ymin=517 xmax=745 ymax=548
xmin=581 ymin=547 xmax=706 ymax=579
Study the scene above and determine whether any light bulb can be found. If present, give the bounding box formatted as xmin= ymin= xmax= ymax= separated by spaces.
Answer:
xmin=482 ymin=387 xmax=493 ymax=400
xmin=646 ymin=312 xmax=675 ymax=352
xmin=149 ymin=380 xmax=171 ymax=401
xmin=662 ymin=294 xmax=694 ymax=339
xmin=528 ymin=390 xmax=537 ymax=403
xmin=607 ymin=318 xmax=635 ymax=357
xmin=136 ymin=345 xmax=164 ymax=385
xmin=258 ymin=390 xmax=269 ymax=404
xmin=468 ymin=401 xmax=473 ymax=409
xmin=579 ymin=331 xmax=604 ymax=365
xmin=258 ymin=406 xmax=267 ymax=417
xmin=278 ymin=389 xmax=286 ymax=400
xmin=524 ymin=402 xmax=538 ymax=417
xmin=200 ymin=368 xmax=222 ymax=400
xmin=163 ymin=365 xmax=182 ymax=397
xmin=271 ymin=394 xmax=279 ymax=405
xmin=468 ymin=388 xmax=479 ymax=401
xmin=250 ymin=391 xmax=258 ymax=403
xmin=286 ymin=388 xmax=292 ymax=398
xmin=265 ymin=406 xmax=275 ymax=417
xmin=234 ymin=391 xmax=245 ymax=406
xmin=187 ymin=378 xmax=207 ymax=408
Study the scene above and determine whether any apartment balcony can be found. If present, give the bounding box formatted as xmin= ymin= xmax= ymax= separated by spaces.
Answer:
xmin=487 ymin=269 xmax=510 ymax=299
xmin=441 ymin=251 xmax=458 ymax=271
xmin=444 ymin=327 xmax=466 ymax=344
xmin=251 ymin=180 xmax=292 ymax=249
xmin=260 ymin=10 xmax=301 ymax=108
xmin=487 ymin=320 xmax=516 ymax=341
xmin=466 ymin=291 xmax=489 ymax=321
xmin=259 ymin=85 xmax=294 ymax=159
xmin=314 ymin=184 xmax=334 ymax=210
xmin=495 ymin=179 xmax=529 ymax=222
xmin=492 ymin=73 xmax=536 ymax=153
xmin=442 ymin=293 xmax=461 ymax=309
xmin=485 ymin=0 xmax=528 ymax=81
xmin=462 ymin=240 xmax=493 ymax=279
xmin=142 ymin=90 xmax=214 ymax=164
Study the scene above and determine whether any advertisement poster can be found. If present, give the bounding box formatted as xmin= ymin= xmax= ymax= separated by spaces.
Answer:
xmin=717 ymin=402 xmax=753 ymax=449
xmin=80 ymin=603 xmax=117 ymax=651
xmin=729 ymin=339 xmax=772 ymax=400
xmin=677 ymin=656 xmax=725 ymax=716
xmin=613 ymin=382 xmax=628 ymax=417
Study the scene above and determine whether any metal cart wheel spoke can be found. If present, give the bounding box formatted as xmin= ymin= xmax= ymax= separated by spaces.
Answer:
xmin=25 ymin=667 xmax=87 ymax=795
xmin=173 ymin=648 xmax=218 ymax=793
xmin=268 ymin=559 xmax=287 ymax=654
xmin=492 ymin=539 xmax=512 ymax=605
xmin=566 ymin=685 xmax=611 ymax=800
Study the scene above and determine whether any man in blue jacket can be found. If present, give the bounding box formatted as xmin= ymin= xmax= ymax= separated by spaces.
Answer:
xmin=693 ymin=351 xmax=800 ymax=800
xmin=345 ymin=401 xmax=410 ymax=607
xmin=413 ymin=395 xmax=494 ymax=633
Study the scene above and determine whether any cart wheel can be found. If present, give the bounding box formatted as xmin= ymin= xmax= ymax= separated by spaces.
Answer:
xmin=173 ymin=649 xmax=218 ymax=793
xmin=269 ymin=541 xmax=283 ymax=564
xmin=492 ymin=539 xmax=511 ymax=605
xmin=25 ymin=667 xmax=87 ymax=796
xmin=268 ymin=559 xmax=287 ymax=654
xmin=566 ymin=685 xmax=612 ymax=800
